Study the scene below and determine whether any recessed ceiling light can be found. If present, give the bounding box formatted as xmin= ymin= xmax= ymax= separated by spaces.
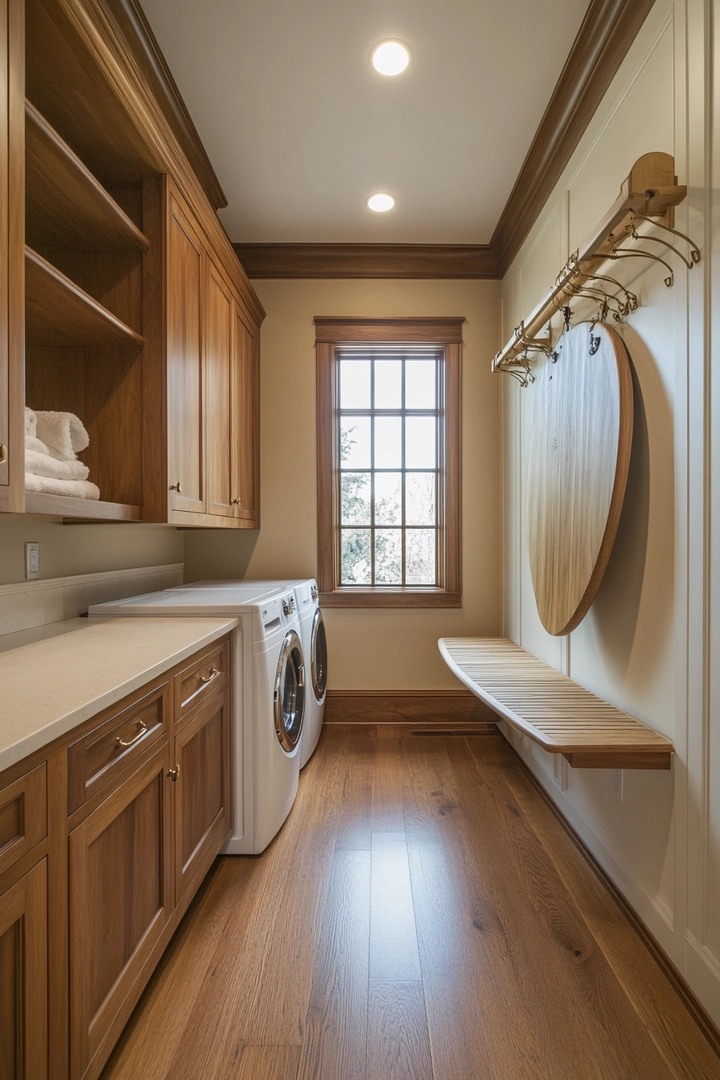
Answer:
xmin=371 ymin=40 xmax=411 ymax=76
xmin=367 ymin=193 xmax=395 ymax=212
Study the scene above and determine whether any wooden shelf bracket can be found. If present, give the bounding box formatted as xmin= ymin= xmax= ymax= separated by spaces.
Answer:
xmin=492 ymin=152 xmax=699 ymax=382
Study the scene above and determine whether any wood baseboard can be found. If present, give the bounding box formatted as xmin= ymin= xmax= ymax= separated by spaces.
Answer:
xmin=513 ymin=746 xmax=720 ymax=1058
xmin=324 ymin=689 xmax=496 ymax=726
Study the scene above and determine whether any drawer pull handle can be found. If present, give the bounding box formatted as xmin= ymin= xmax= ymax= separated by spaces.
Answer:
xmin=169 ymin=481 xmax=182 ymax=493
xmin=167 ymin=765 xmax=180 ymax=782
xmin=115 ymin=720 xmax=148 ymax=750
xmin=198 ymin=667 xmax=220 ymax=686
xmin=0 ymin=444 xmax=6 ymax=464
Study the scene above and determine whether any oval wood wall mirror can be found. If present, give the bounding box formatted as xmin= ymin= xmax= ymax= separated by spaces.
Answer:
xmin=526 ymin=321 xmax=634 ymax=636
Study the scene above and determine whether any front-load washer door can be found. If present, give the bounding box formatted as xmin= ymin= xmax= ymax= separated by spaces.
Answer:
xmin=311 ymin=608 xmax=327 ymax=704
xmin=274 ymin=629 xmax=305 ymax=752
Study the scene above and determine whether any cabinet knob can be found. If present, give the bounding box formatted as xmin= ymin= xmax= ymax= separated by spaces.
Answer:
xmin=167 ymin=764 xmax=180 ymax=782
xmin=231 ymin=497 xmax=241 ymax=505
xmin=0 ymin=444 xmax=6 ymax=464
xmin=169 ymin=482 xmax=182 ymax=493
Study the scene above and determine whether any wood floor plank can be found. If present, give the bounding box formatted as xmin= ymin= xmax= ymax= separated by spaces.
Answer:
xmin=401 ymin=734 xmax=578 ymax=1080
xmin=367 ymin=982 xmax=433 ymax=1080
xmin=235 ymin=1045 xmax=301 ymax=1079
xmin=296 ymin=849 xmax=371 ymax=1080
xmin=372 ymin=736 xmax=406 ymax=831
xmin=474 ymin=736 xmax=720 ymax=1080
xmin=444 ymin=735 xmax=678 ymax=1080
xmin=369 ymin=831 xmax=422 ymax=982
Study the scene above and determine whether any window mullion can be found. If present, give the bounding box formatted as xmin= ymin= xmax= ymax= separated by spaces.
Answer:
xmin=370 ymin=359 xmax=375 ymax=587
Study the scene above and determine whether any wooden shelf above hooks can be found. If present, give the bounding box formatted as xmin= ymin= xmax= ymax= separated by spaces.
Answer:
xmin=492 ymin=152 xmax=697 ymax=378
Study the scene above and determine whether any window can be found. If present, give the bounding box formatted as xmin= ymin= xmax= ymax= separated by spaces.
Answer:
xmin=315 ymin=317 xmax=462 ymax=607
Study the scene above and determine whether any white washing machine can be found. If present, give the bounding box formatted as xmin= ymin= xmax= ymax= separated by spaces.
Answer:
xmin=175 ymin=579 xmax=327 ymax=767
xmin=89 ymin=583 xmax=305 ymax=854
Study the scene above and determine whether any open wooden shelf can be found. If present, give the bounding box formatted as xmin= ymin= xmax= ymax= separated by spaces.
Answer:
xmin=24 ymin=492 xmax=142 ymax=521
xmin=25 ymin=100 xmax=150 ymax=254
xmin=439 ymin=637 xmax=674 ymax=769
xmin=25 ymin=247 xmax=146 ymax=348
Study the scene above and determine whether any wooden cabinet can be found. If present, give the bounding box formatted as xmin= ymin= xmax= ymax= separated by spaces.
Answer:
xmin=146 ymin=180 xmax=262 ymax=528
xmin=62 ymin=636 xmax=232 ymax=1080
xmin=68 ymin=743 xmax=173 ymax=1080
xmin=4 ymin=0 xmax=265 ymax=526
xmin=0 ymin=861 xmax=48 ymax=1080
xmin=167 ymin=189 xmax=206 ymax=516
xmin=0 ymin=632 xmax=234 ymax=1080
xmin=174 ymin=687 xmax=231 ymax=902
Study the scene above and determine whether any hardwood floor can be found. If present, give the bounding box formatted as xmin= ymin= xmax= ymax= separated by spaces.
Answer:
xmin=101 ymin=726 xmax=720 ymax=1080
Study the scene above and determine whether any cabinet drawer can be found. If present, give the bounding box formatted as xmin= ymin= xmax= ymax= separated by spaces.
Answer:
xmin=68 ymin=681 xmax=170 ymax=814
xmin=0 ymin=763 xmax=47 ymax=878
xmin=174 ymin=636 xmax=230 ymax=721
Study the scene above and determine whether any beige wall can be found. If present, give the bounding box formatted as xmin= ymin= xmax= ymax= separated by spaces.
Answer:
xmin=0 ymin=517 xmax=183 ymax=586
xmin=500 ymin=0 xmax=720 ymax=1023
xmin=185 ymin=278 xmax=503 ymax=689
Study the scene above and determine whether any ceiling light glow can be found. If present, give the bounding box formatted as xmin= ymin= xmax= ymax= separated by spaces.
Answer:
xmin=371 ymin=40 xmax=411 ymax=76
xmin=367 ymin=193 xmax=395 ymax=212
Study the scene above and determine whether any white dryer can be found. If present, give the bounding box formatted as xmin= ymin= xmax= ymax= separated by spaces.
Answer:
xmin=89 ymin=583 xmax=305 ymax=854
xmin=176 ymin=579 xmax=327 ymax=767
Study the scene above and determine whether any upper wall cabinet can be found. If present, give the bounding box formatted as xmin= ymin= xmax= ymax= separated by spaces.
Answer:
xmin=4 ymin=0 xmax=264 ymax=526
xmin=141 ymin=178 xmax=262 ymax=528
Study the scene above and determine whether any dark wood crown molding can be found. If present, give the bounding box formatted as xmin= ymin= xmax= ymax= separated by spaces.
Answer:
xmin=103 ymin=0 xmax=228 ymax=210
xmin=233 ymin=243 xmax=499 ymax=279
xmin=491 ymin=0 xmax=657 ymax=276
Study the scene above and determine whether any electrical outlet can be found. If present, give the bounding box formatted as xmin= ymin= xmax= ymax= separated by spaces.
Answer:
xmin=25 ymin=542 xmax=39 ymax=580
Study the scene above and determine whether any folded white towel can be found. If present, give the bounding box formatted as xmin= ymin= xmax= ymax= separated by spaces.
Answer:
xmin=34 ymin=411 xmax=90 ymax=461
xmin=25 ymin=473 xmax=100 ymax=499
xmin=25 ymin=406 xmax=37 ymax=439
xmin=25 ymin=448 xmax=90 ymax=481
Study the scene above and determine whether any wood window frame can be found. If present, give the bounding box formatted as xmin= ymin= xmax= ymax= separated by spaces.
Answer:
xmin=315 ymin=316 xmax=463 ymax=608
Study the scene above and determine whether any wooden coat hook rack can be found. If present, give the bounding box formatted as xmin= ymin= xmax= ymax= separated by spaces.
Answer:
xmin=493 ymin=152 xmax=700 ymax=384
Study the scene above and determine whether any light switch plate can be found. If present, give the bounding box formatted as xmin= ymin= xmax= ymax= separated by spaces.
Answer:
xmin=25 ymin=542 xmax=39 ymax=580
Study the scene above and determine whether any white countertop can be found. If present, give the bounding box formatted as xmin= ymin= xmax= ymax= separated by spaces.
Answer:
xmin=0 ymin=616 xmax=238 ymax=774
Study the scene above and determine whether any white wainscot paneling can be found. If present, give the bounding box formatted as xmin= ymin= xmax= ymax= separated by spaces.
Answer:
xmin=568 ymin=17 xmax=675 ymax=253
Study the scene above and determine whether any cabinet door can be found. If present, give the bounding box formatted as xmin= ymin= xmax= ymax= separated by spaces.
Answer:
xmin=204 ymin=259 xmax=234 ymax=518
xmin=231 ymin=301 xmax=260 ymax=524
xmin=69 ymin=743 xmax=173 ymax=1080
xmin=0 ymin=860 xmax=48 ymax=1080
xmin=173 ymin=687 xmax=231 ymax=903
xmin=166 ymin=190 xmax=205 ymax=515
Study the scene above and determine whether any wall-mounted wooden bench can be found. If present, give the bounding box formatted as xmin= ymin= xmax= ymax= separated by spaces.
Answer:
xmin=438 ymin=638 xmax=674 ymax=770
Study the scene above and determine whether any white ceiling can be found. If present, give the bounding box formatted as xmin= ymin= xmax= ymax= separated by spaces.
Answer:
xmin=141 ymin=0 xmax=591 ymax=245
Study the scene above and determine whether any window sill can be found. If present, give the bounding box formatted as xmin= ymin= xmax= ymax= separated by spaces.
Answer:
xmin=318 ymin=589 xmax=462 ymax=609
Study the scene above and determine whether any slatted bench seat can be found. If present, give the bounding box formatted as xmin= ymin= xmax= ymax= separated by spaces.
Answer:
xmin=438 ymin=637 xmax=674 ymax=770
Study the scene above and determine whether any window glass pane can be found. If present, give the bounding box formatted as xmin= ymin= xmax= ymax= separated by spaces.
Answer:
xmin=340 ymin=359 xmax=371 ymax=409
xmin=405 ymin=359 xmax=436 ymax=409
xmin=341 ymin=473 xmax=371 ymax=525
xmin=406 ymin=417 xmax=436 ymax=468
xmin=340 ymin=417 xmax=371 ymax=468
xmin=406 ymin=473 xmax=435 ymax=526
xmin=375 ymin=529 xmax=403 ymax=584
xmin=375 ymin=472 xmax=402 ymax=525
xmin=406 ymin=529 xmax=436 ymax=584
xmin=375 ymin=416 xmax=402 ymax=468
xmin=341 ymin=529 xmax=371 ymax=584
xmin=374 ymin=360 xmax=402 ymax=408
